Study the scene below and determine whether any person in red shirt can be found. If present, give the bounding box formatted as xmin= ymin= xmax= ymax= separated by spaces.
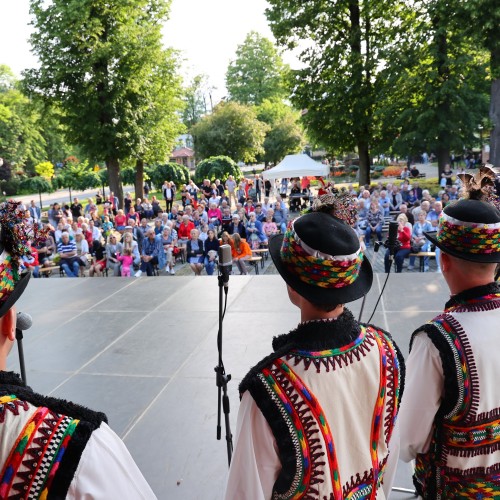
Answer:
xmin=384 ymin=213 xmax=411 ymax=273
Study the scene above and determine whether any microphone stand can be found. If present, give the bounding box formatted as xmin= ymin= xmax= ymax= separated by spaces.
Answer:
xmin=214 ymin=270 xmax=233 ymax=466
xmin=16 ymin=327 xmax=27 ymax=386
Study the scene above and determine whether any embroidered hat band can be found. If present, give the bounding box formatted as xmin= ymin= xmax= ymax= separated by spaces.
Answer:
xmin=280 ymin=220 xmax=364 ymax=289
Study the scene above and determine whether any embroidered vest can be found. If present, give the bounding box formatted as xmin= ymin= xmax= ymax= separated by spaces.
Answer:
xmin=240 ymin=312 xmax=404 ymax=500
xmin=412 ymin=283 xmax=500 ymax=498
xmin=0 ymin=372 xmax=107 ymax=499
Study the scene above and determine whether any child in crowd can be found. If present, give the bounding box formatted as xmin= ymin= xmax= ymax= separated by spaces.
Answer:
xmin=117 ymin=248 xmax=134 ymax=277
xmin=101 ymin=216 xmax=114 ymax=239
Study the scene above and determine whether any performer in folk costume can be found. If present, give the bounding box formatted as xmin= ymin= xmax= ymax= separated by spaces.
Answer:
xmin=0 ymin=201 xmax=156 ymax=499
xmin=224 ymin=192 xmax=405 ymax=499
xmin=399 ymin=166 xmax=500 ymax=498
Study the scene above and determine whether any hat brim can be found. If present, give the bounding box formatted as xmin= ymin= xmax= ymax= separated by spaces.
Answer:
xmin=425 ymin=231 xmax=500 ymax=263
xmin=0 ymin=270 xmax=31 ymax=318
xmin=269 ymin=234 xmax=373 ymax=306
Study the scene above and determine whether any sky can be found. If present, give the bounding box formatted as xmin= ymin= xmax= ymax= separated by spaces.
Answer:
xmin=0 ymin=0 xmax=295 ymax=103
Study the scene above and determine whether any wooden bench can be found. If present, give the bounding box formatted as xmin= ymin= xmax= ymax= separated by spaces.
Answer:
xmin=38 ymin=265 xmax=60 ymax=277
xmin=251 ymin=248 xmax=268 ymax=267
xmin=396 ymin=173 xmax=426 ymax=180
xmin=409 ymin=251 xmax=436 ymax=272
xmin=246 ymin=256 xmax=262 ymax=274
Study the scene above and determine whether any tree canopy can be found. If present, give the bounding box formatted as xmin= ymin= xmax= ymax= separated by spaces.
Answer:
xmin=27 ymin=0 xmax=183 ymax=207
xmin=194 ymin=156 xmax=242 ymax=184
xmin=226 ymin=31 xmax=288 ymax=105
xmin=191 ymin=101 xmax=268 ymax=163
xmin=147 ymin=162 xmax=190 ymax=189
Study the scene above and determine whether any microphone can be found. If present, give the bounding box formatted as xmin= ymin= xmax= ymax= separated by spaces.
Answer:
xmin=17 ymin=312 xmax=33 ymax=331
xmin=218 ymin=244 xmax=232 ymax=289
xmin=388 ymin=220 xmax=399 ymax=256
xmin=16 ymin=312 xmax=32 ymax=387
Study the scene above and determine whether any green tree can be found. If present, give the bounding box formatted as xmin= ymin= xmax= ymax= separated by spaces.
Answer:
xmin=20 ymin=176 xmax=53 ymax=210
xmin=194 ymin=156 xmax=243 ymax=184
xmin=226 ymin=32 xmax=288 ymax=105
xmin=459 ymin=0 xmax=500 ymax=165
xmin=131 ymin=48 xmax=185 ymax=200
xmin=256 ymin=99 xmax=304 ymax=165
xmin=0 ymin=65 xmax=46 ymax=171
xmin=27 ymin=0 xmax=175 ymax=208
xmin=266 ymin=0 xmax=407 ymax=184
xmin=375 ymin=0 xmax=489 ymax=172
xmin=146 ymin=162 xmax=190 ymax=189
xmin=191 ymin=101 xmax=268 ymax=162
xmin=182 ymin=74 xmax=212 ymax=129
xmin=54 ymin=160 xmax=101 ymax=201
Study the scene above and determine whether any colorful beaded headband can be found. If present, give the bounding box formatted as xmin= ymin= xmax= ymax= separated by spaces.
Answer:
xmin=0 ymin=200 xmax=48 ymax=307
xmin=436 ymin=212 xmax=500 ymax=255
xmin=280 ymin=220 xmax=364 ymax=289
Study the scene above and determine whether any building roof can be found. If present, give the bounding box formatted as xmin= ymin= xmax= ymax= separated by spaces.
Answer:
xmin=171 ymin=147 xmax=195 ymax=158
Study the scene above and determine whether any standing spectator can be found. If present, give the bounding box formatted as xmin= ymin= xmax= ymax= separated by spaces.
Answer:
xmin=225 ymin=175 xmax=237 ymax=207
xmin=254 ymin=174 xmax=263 ymax=202
xmin=48 ymin=202 xmax=63 ymax=228
xmin=117 ymin=248 xmax=134 ymax=277
xmin=29 ymin=200 xmax=41 ymax=223
xmin=264 ymin=178 xmax=272 ymax=198
xmin=70 ymin=197 xmax=83 ymax=219
xmin=124 ymin=192 xmax=132 ymax=215
xmin=162 ymin=181 xmax=176 ymax=213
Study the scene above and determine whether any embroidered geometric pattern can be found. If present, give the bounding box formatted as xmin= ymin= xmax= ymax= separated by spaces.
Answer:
xmin=287 ymin=326 xmax=374 ymax=373
xmin=414 ymin=289 xmax=500 ymax=498
xmin=257 ymin=326 xmax=399 ymax=500
xmin=0 ymin=397 xmax=80 ymax=499
xmin=0 ymin=395 xmax=29 ymax=423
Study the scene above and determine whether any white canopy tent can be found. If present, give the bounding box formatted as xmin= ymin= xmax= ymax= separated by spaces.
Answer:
xmin=262 ymin=154 xmax=329 ymax=180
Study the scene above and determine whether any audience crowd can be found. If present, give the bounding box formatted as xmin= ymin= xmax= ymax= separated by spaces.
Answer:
xmin=19 ymin=164 xmax=472 ymax=278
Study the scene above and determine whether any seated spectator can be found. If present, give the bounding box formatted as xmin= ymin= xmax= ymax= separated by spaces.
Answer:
xmin=198 ymin=223 xmax=209 ymax=242
xmin=378 ymin=190 xmax=390 ymax=216
xmin=121 ymin=231 xmax=140 ymax=266
xmin=219 ymin=231 xmax=233 ymax=251
xmin=153 ymin=218 xmax=164 ymax=235
xmin=221 ymin=206 xmax=233 ymax=233
xmin=134 ymin=198 xmax=145 ymax=219
xmin=137 ymin=228 xmax=162 ymax=277
xmin=57 ymin=232 xmax=80 ymax=278
xmin=114 ymin=209 xmax=127 ymax=232
xmin=228 ymin=214 xmax=246 ymax=239
xmin=244 ymin=199 xmax=255 ymax=217
xmin=151 ymin=196 xmax=162 ymax=217
xmin=384 ymin=213 xmax=411 ymax=273
xmin=410 ymin=164 xmax=420 ymax=178
xmin=141 ymin=198 xmax=154 ymax=219
xmin=105 ymin=233 xmax=122 ymax=276
xmin=408 ymin=210 xmax=433 ymax=271
xmin=389 ymin=185 xmax=402 ymax=211
xmin=74 ymin=229 xmax=90 ymax=270
xmin=177 ymin=214 xmax=195 ymax=244
xmin=245 ymin=212 xmax=267 ymax=249
xmin=186 ymin=228 xmax=204 ymax=276
xmin=262 ymin=214 xmax=278 ymax=238
xmin=157 ymin=226 xmax=177 ymax=274
xmin=231 ymin=233 xmax=252 ymax=275
xmin=204 ymin=229 xmax=220 ymax=276
xmin=273 ymin=204 xmax=288 ymax=233
xmin=127 ymin=206 xmax=140 ymax=224
xmin=365 ymin=200 xmax=384 ymax=247
xmin=427 ymin=201 xmax=443 ymax=229
xmin=413 ymin=182 xmax=423 ymax=200
xmin=398 ymin=203 xmax=414 ymax=226
xmin=138 ymin=217 xmax=150 ymax=238
xmin=254 ymin=203 xmax=266 ymax=222
xmin=89 ymin=240 xmax=107 ymax=277
xmin=84 ymin=197 xmax=98 ymax=219
xmin=207 ymin=202 xmax=222 ymax=231
xmin=101 ymin=216 xmax=114 ymax=239
xmin=357 ymin=199 xmax=368 ymax=229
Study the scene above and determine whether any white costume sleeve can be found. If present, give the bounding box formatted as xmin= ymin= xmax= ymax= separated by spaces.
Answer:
xmin=68 ymin=422 xmax=157 ymax=499
xmin=399 ymin=332 xmax=444 ymax=463
xmin=224 ymin=392 xmax=281 ymax=500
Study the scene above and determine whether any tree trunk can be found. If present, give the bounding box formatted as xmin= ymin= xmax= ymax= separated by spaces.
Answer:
xmin=358 ymin=141 xmax=371 ymax=186
xmin=489 ymin=46 xmax=500 ymax=166
xmin=436 ymin=146 xmax=450 ymax=174
xmin=105 ymin=157 xmax=123 ymax=208
xmin=135 ymin=159 xmax=144 ymax=200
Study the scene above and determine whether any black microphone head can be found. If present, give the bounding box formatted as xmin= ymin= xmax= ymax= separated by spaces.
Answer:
xmin=388 ymin=220 xmax=399 ymax=248
xmin=16 ymin=312 xmax=33 ymax=331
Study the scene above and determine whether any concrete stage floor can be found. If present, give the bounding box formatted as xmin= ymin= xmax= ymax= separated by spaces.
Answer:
xmin=9 ymin=273 xmax=449 ymax=499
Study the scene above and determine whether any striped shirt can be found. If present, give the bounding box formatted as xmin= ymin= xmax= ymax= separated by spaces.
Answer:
xmin=57 ymin=239 xmax=77 ymax=254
